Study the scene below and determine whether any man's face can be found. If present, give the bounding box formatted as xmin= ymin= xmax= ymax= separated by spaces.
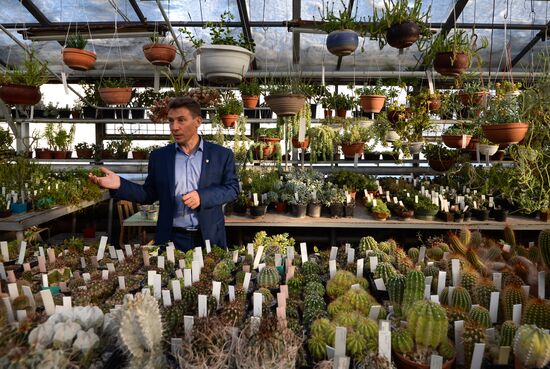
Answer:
xmin=168 ymin=106 xmax=201 ymax=146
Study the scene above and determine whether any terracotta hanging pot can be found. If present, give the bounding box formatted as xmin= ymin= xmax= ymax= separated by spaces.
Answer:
xmin=0 ymin=85 xmax=41 ymax=105
xmin=458 ymin=91 xmax=489 ymax=107
xmin=482 ymin=122 xmax=529 ymax=144
xmin=62 ymin=48 xmax=97 ymax=71
xmin=291 ymin=137 xmax=309 ymax=149
xmin=428 ymin=158 xmax=455 ymax=172
xmin=441 ymin=134 xmax=471 ymax=149
xmin=142 ymin=43 xmax=177 ymax=66
xmin=221 ymin=114 xmax=239 ymax=128
xmin=434 ymin=52 xmax=469 ymax=76
xmin=242 ymin=95 xmax=259 ymax=109
xmin=99 ymin=87 xmax=132 ymax=106
xmin=427 ymin=97 xmax=442 ymax=112
xmin=386 ymin=21 xmax=420 ymax=49
xmin=326 ymin=29 xmax=359 ymax=56
xmin=265 ymin=94 xmax=306 ymax=117
xmin=341 ymin=142 xmax=365 ymax=159
xmin=360 ymin=95 xmax=385 ymax=113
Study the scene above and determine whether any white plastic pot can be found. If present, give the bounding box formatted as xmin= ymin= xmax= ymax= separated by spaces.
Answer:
xmin=194 ymin=45 xmax=255 ymax=84
xmin=385 ymin=130 xmax=400 ymax=142
xmin=478 ymin=143 xmax=499 ymax=156
xmin=406 ymin=141 xmax=424 ymax=155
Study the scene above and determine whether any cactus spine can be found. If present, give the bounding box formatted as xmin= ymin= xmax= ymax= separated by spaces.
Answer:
xmin=504 ymin=224 xmax=517 ymax=248
xmin=402 ymin=270 xmax=425 ymax=314
xmin=468 ymin=306 xmax=492 ymax=329
xmin=522 ymin=298 xmax=550 ymax=329
xmin=463 ymin=322 xmax=486 ymax=367
xmin=499 ymin=320 xmax=517 ymax=347
xmin=374 ymin=262 xmax=397 ymax=284
xmin=460 ymin=228 xmax=472 ymax=248
xmin=501 ymin=286 xmax=526 ymax=321
xmin=450 ymin=286 xmax=473 ymax=313
xmin=257 ymin=265 xmax=280 ymax=289
xmin=513 ymin=325 xmax=550 ymax=369
xmin=406 ymin=300 xmax=448 ymax=348
xmin=359 ymin=236 xmax=378 ymax=254
xmin=449 ymin=234 xmax=467 ymax=256
xmin=473 ymin=281 xmax=498 ymax=310
xmin=539 ymin=230 xmax=550 ymax=270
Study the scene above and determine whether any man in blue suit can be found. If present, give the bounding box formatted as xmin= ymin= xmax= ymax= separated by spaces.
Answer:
xmin=89 ymin=97 xmax=239 ymax=251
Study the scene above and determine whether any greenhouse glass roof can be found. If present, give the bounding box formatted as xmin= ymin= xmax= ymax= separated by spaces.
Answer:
xmin=0 ymin=0 xmax=547 ymax=83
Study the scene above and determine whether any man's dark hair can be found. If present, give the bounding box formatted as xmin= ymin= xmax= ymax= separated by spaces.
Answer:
xmin=167 ymin=96 xmax=201 ymax=118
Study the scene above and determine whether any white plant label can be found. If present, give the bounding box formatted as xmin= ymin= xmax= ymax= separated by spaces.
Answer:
xmin=0 ymin=263 xmax=5 ymax=281
xmin=108 ymin=245 xmax=116 ymax=259
xmin=369 ymin=256 xmax=378 ymax=271
xmin=192 ymin=261 xmax=201 ymax=282
xmin=193 ymin=247 xmax=204 ymax=268
xmin=172 ymin=279 xmax=182 ymax=301
xmin=522 ymin=285 xmax=530 ymax=296
xmin=424 ymin=284 xmax=431 ymax=300
xmin=486 ymin=328 xmax=496 ymax=343
xmin=17 ymin=241 xmax=26 ymax=265
xmin=2 ymin=297 xmax=14 ymax=323
xmin=287 ymin=246 xmax=294 ymax=260
xmin=42 ymin=273 xmax=49 ymax=288
xmin=448 ymin=287 xmax=455 ymax=307
xmin=274 ymin=253 xmax=282 ymax=267
xmin=455 ymin=320 xmax=465 ymax=365
xmin=493 ymin=272 xmax=502 ymax=290
xmin=513 ymin=304 xmax=522 ymax=325
xmin=116 ymin=250 xmax=125 ymax=262
xmin=175 ymin=269 xmax=183 ymax=279
xmin=82 ymin=273 xmax=91 ymax=282
xmin=97 ymin=236 xmax=108 ymax=261
xmin=253 ymin=246 xmax=264 ymax=269
xmin=356 ymin=258 xmax=364 ymax=278
xmin=107 ymin=263 xmax=115 ymax=273
xmin=228 ymin=285 xmax=235 ymax=302
xmin=418 ymin=246 xmax=426 ymax=263
xmin=212 ymin=281 xmax=222 ymax=308
xmin=430 ymin=355 xmax=443 ymax=369
xmin=232 ymin=250 xmax=239 ymax=263
xmin=21 ymin=286 xmax=35 ymax=308
xmin=7 ymin=283 xmax=19 ymax=300
xmin=47 ymin=248 xmax=55 ymax=263
xmin=258 ymin=263 xmax=265 ymax=272
xmin=539 ymin=271 xmax=545 ymax=299
xmin=40 ymin=289 xmax=55 ymax=316
xmin=154 ymin=274 xmax=162 ymax=300
xmin=426 ymin=276 xmax=433 ymax=286
xmin=347 ymin=248 xmax=355 ymax=264
xmin=368 ymin=305 xmax=381 ymax=320
xmin=243 ymin=272 xmax=251 ymax=291
xmin=147 ymin=270 xmax=156 ymax=286
xmin=198 ymin=295 xmax=208 ymax=317
xmin=124 ymin=244 xmax=133 ymax=257
xmin=378 ymin=327 xmax=391 ymax=363
xmin=334 ymin=327 xmax=347 ymax=357
xmin=374 ymin=278 xmax=386 ymax=291
xmin=162 ymin=290 xmax=172 ymax=307
xmin=451 ymin=259 xmax=460 ymax=287
xmin=247 ymin=243 xmax=254 ymax=257
xmin=280 ymin=285 xmax=289 ymax=299
xmin=0 ymin=241 xmax=8 ymax=260
xmin=184 ymin=315 xmax=194 ymax=336
xmin=184 ymin=269 xmax=192 ymax=287
xmin=253 ymin=292 xmax=263 ymax=317
xmin=431 ymin=295 xmax=440 ymax=304
xmin=470 ymin=343 xmax=485 ymax=369
xmin=330 ymin=246 xmax=338 ymax=261
xmin=490 ymin=292 xmax=500 ymax=323
xmin=166 ymin=245 xmax=175 ymax=263
xmin=79 ymin=257 xmax=85 ymax=269
xmin=118 ymin=276 xmax=126 ymax=290
xmin=205 ymin=240 xmax=211 ymax=254
xmin=300 ymin=242 xmax=308 ymax=263
xmin=329 ymin=260 xmax=337 ymax=279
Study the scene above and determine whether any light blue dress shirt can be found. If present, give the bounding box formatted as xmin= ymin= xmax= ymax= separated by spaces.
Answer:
xmin=173 ymin=138 xmax=203 ymax=229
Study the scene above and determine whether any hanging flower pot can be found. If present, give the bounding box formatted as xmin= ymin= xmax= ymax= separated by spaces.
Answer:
xmin=428 ymin=158 xmax=455 ymax=172
xmin=385 ymin=130 xmax=400 ymax=142
xmin=427 ymin=97 xmax=442 ymax=111
xmin=326 ymin=29 xmax=359 ymax=56
xmin=142 ymin=43 xmax=176 ymax=66
xmin=360 ymin=95 xmax=385 ymax=113
xmin=265 ymin=94 xmax=306 ymax=117
xmin=406 ymin=141 xmax=424 ymax=155
xmin=291 ymin=137 xmax=309 ymax=149
xmin=458 ymin=91 xmax=488 ymax=107
xmin=482 ymin=122 xmax=529 ymax=144
xmin=62 ymin=48 xmax=97 ymax=71
xmin=341 ymin=142 xmax=365 ymax=159
xmin=242 ymin=95 xmax=259 ymax=109
xmin=478 ymin=143 xmax=499 ymax=157
xmin=387 ymin=108 xmax=410 ymax=124
xmin=442 ymin=134 xmax=471 ymax=149
xmin=386 ymin=21 xmax=420 ymax=49
xmin=99 ymin=87 xmax=132 ymax=106
xmin=221 ymin=114 xmax=239 ymax=128
xmin=0 ymin=85 xmax=41 ymax=105
xmin=194 ymin=45 xmax=254 ymax=84
xmin=434 ymin=52 xmax=469 ymax=76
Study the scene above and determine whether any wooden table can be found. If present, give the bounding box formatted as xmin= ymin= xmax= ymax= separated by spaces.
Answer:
xmin=0 ymin=191 xmax=112 ymax=241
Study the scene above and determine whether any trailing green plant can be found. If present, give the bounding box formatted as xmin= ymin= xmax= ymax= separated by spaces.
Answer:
xmin=422 ymin=143 xmax=456 ymax=161
xmin=317 ymin=0 xmax=364 ymax=33
xmin=99 ymin=78 xmax=132 ymax=88
xmin=340 ymin=121 xmax=372 ymax=144
xmin=216 ymin=91 xmax=243 ymax=116
xmin=423 ymin=30 xmax=488 ymax=68
xmin=239 ymin=79 xmax=261 ymax=96
xmin=3 ymin=47 xmax=49 ymax=87
xmin=0 ymin=127 xmax=13 ymax=151
xmin=309 ymin=125 xmax=337 ymax=162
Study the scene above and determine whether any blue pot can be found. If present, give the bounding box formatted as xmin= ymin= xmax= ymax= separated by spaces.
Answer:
xmin=10 ymin=202 xmax=27 ymax=214
xmin=326 ymin=29 xmax=358 ymax=56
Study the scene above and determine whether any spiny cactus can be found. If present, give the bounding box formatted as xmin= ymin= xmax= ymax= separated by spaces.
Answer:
xmin=539 ymin=230 xmax=550 ymax=270
xmin=466 ymin=249 xmax=486 ymax=273
xmin=487 ymin=246 xmax=503 ymax=261
xmin=503 ymin=271 xmax=525 ymax=287
xmin=501 ymin=285 xmax=527 ymax=321
xmin=513 ymin=325 xmax=550 ymax=369
xmin=303 ymin=294 xmax=328 ymax=326
xmin=450 ymin=286 xmax=473 ymax=312
xmin=468 ymin=306 xmax=492 ymax=329
xmin=257 ymin=265 xmax=280 ymax=289
xmin=220 ymin=300 xmax=246 ymax=326
xmin=499 ymin=320 xmax=517 ymax=347
xmin=301 ymin=260 xmax=322 ymax=276
xmin=311 ymin=318 xmax=336 ymax=346
xmin=470 ymin=231 xmax=483 ymax=248
xmin=473 ymin=281 xmax=498 ymax=310
xmin=212 ymin=260 xmax=232 ymax=282
xmin=504 ymin=224 xmax=517 ymax=248
xmin=522 ymin=298 xmax=550 ymax=329
xmin=460 ymin=270 xmax=478 ymax=296
xmin=407 ymin=300 xmax=448 ymax=348
xmin=438 ymin=338 xmax=456 ymax=361
xmin=308 ymin=333 xmax=328 ymax=361
xmin=445 ymin=306 xmax=468 ymax=339
xmin=407 ymin=247 xmax=419 ymax=261
xmin=304 ymin=281 xmax=325 ymax=298
xmin=463 ymin=321 xmax=486 ymax=367
xmin=528 ymin=245 xmax=541 ymax=265
xmin=402 ymin=270 xmax=425 ymax=314
xmin=326 ymin=270 xmax=368 ymax=299
xmin=460 ymin=228 xmax=472 ymax=248
xmin=346 ymin=329 xmax=368 ymax=360
xmin=358 ymin=236 xmax=378 ymax=254
xmin=449 ymin=234 xmax=467 ymax=256
xmin=427 ymin=246 xmax=444 ymax=261
xmin=334 ymin=311 xmax=360 ymax=328
xmin=388 ymin=274 xmax=406 ymax=311
xmin=119 ymin=293 xmax=165 ymax=368
xmin=374 ymin=262 xmax=398 ymax=284
xmin=392 ymin=327 xmax=414 ymax=354
xmin=377 ymin=241 xmax=392 ymax=254
xmin=341 ymin=287 xmax=375 ymax=316
xmin=287 ymin=275 xmax=305 ymax=298
xmin=354 ymin=315 xmax=378 ymax=340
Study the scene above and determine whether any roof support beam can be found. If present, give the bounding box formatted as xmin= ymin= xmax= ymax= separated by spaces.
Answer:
xmin=128 ymin=0 xmax=147 ymax=23
xmin=292 ymin=0 xmax=301 ymax=64
xmin=440 ymin=0 xmax=470 ymax=38
xmin=509 ymin=20 xmax=550 ymax=69
xmin=236 ymin=0 xmax=258 ymax=70
xmin=336 ymin=0 xmax=355 ymax=71
xmin=20 ymin=0 xmax=51 ymax=25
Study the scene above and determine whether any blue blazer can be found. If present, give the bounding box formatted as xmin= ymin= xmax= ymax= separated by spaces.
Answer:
xmin=111 ymin=140 xmax=239 ymax=248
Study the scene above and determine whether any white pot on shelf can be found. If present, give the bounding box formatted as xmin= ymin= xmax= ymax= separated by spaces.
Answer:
xmin=194 ymin=45 xmax=255 ymax=84
xmin=478 ymin=143 xmax=499 ymax=156
xmin=385 ymin=130 xmax=400 ymax=142
xmin=406 ymin=141 xmax=424 ymax=155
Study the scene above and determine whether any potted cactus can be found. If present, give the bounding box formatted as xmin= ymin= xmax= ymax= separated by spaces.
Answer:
xmin=62 ymin=32 xmax=97 ymax=71
xmin=513 ymin=325 xmax=550 ymax=369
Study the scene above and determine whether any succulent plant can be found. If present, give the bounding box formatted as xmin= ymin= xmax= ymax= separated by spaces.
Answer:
xmin=326 ymin=270 xmax=368 ymax=299
xmin=327 ymin=298 xmax=354 ymax=317
xmin=387 ymin=274 xmax=406 ymax=315
xmin=470 ymin=230 xmax=483 ymax=248
xmin=220 ymin=299 xmax=246 ymax=326
xmin=499 ymin=320 xmax=518 ymax=347
xmin=346 ymin=329 xmax=368 ymax=360
xmin=304 ymin=281 xmax=326 ymax=298
xmin=427 ymin=246 xmax=444 ymax=260
xmin=468 ymin=305 xmax=492 ymax=329
xmin=463 ymin=321 xmax=486 ymax=367
xmin=504 ymin=224 xmax=517 ymax=248
xmin=358 ymin=236 xmax=378 ymax=254
xmin=472 ymin=280 xmax=498 ymax=309
xmin=308 ymin=333 xmax=328 ymax=361
xmin=288 ymin=276 xmax=305 ymax=298
xmin=522 ymin=298 xmax=550 ymax=329
xmin=402 ymin=270 xmax=426 ymax=314
xmin=407 ymin=247 xmax=419 ymax=261
xmin=406 ymin=300 xmax=448 ymax=349
xmin=450 ymin=286 xmax=472 ymax=312
xmin=501 ymin=285 xmax=527 ymax=321
xmin=341 ymin=287 xmax=376 ymax=316
xmin=449 ymin=233 xmax=467 ymax=256
xmin=257 ymin=265 xmax=281 ymax=289
xmin=460 ymin=228 xmax=472 ymax=248
xmin=374 ymin=262 xmax=398 ymax=284
xmin=311 ymin=318 xmax=336 ymax=346
xmin=539 ymin=230 xmax=550 ymax=270
xmin=303 ymin=294 xmax=328 ymax=326
xmin=301 ymin=260 xmax=322 ymax=276
xmin=212 ymin=260 xmax=232 ymax=282
xmin=392 ymin=327 xmax=414 ymax=354
xmin=513 ymin=325 xmax=550 ymax=368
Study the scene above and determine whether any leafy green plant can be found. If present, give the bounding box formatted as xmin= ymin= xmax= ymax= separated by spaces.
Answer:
xmin=239 ymin=79 xmax=261 ymax=96
xmin=320 ymin=182 xmax=346 ymax=206
xmin=422 ymin=143 xmax=456 ymax=160
xmin=3 ymin=47 xmax=48 ymax=86
xmin=423 ymin=30 xmax=488 ymax=67
xmin=330 ymin=170 xmax=372 ymax=192
xmin=99 ymin=78 xmax=132 ymax=88
xmin=256 ymin=128 xmax=280 ymax=139
xmin=318 ymin=0 xmax=363 ymax=33
xmin=0 ymin=127 xmax=13 ymax=151
xmin=264 ymin=75 xmax=307 ymax=96
xmin=355 ymin=79 xmax=397 ymax=97
xmin=216 ymin=91 xmax=243 ymax=116
xmin=74 ymin=142 xmax=92 ymax=151
xmin=309 ymin=125 xmax=337 ymax=162
xmin=322 ymin=92 xmax=356 ymax=110
xmin=302 ymin=84 xmax=329 ymax=104
xmin=477 ymin=95 xmax=523 ymax=125
xmin=65 ymin=33 xmax=88 ymax=49
xmin=371 ymin=201 xmax=391 ymax=216
xmin=460 ymin=80 xmax=488 ymax=94
xmin=341 ymin=121 xmax=372 ymax=144
xmin=53 ymin=124 xmax=76 ymax=151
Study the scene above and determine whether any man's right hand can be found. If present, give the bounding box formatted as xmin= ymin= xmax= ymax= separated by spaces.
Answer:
xmin=88 ymin=167 xmax=121 ymax=190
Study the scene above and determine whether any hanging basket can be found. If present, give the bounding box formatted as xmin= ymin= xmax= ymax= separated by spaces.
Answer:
xmin=143 ymin=43 xmax=177 ymax=66
xmin=458 ymin=91 xmax=488 ymax=107
xmin=478 ymin=143 xmax=499 ymax=156
xmin=386 ymin=21 xmax=420 ymax=49
xmin=406 ymin=141 xmax=424 ymax=155
xmin=291 ymin=137 xmax=309 ymax=149
xmin=482 ymin=122 xmax=529 ymax=144
xmin=194 ymin=45 xmax=254 ymax=84
xmin=221 ymin=114 xmax=239 ymax=128
xmin=265 ymin=94 xmax=306 ymax=117
xmin=428 ymin=158 xmax=455 ymax=172
xmin=62 ymin=48 xmax=97 ymax=71
xmin=99 ymin=87 xmax=132 ymax=106
xmin=326 ymin=29 xmax=359 ymax=56
xmin=341 ymin=142 xmax=365 ymax=159
xmin=441 ymin=134 xmax=471 ymax=149
xmin=434 ymin=52 xmax=470 ymax=76
xmin=0 ymin=85 xmax=41 ymax=105
xmin=360 ymin=95 xmax=386 ymax=113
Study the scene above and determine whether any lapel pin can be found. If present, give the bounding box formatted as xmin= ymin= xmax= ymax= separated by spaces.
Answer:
xmin=205 ymin=159 xmax=209 ymax=164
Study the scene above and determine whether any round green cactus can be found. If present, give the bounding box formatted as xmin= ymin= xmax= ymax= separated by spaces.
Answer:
xmin=407 ymin=247 xmax=419 ymax=261
xmin=499 ymin=320 xmax=517 ymax=347
xmin=502 ymin=285 xmax=527 ymax=321
xmin=301 ymin=260 xmax=322 ymax=276
xmin=450 ymin=286 xmax=472 ymax=312
xmin=354 ymin=315 xmax=378 ymax=340
xmin=334 ymin=311 xmax=360 ymax=328
xmin=358 ymin=236 xmax=378 ymax=254
xmin=308 ymin=333 xmax=328 ymax=361
xmin=388 ymin=274 xmax=406 ymax=308
xmin=304 ymin=281 xmax=326 ymax=299
xmin=392 ymin=328 xmax=414 ymax=354
xmin=513 ymin=324 xmax=550 ymax=369
xmin=460 ymin=270 xmax=478 ymax=296
xmin=374 ymin=262 xmax=397 ymax=284
xmin=326 ymin=270 xmax=368 ymax=299
xmin=468 ymin=305 xmax=492 ymax=329
xmin=427 ymin=246 xmax=444 ymax=261
xmin=438 ymin=338 xmax=456 ymax=361
xmin=342 ymin=287 xmax=375 ymax=316
xmin=473 ymin=281 xmax=498 ymax=310
xmin=406 ymin=300 xmax=448 ymax=348
xmin=328 ymin=298 xmax=353 ymax=317
xmin=257 ymin=265 xmax=280 ymax=289
xmin=402 ymin=270 xmax=426 ymax=314
xmin=311 ymin=318 xmax=336 ymax=346
xmin=445 ymin=306 xmax=468 ymax=339
xmin=377 ymin=241 xmax=393 ymax=254
xmin=212 ymin=260 xmax=232 ymax=282
xmin=346 ymin=329 xmax=368 ymax=360
xmin=522 ymin=298 xmax=550 ymax=329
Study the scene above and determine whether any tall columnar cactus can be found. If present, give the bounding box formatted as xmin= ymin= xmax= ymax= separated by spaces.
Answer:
xmin=257 ymin=265 xmax=280 ymax=289
xmin=374 ymin=262 xmax=398 ymax=284
xmin=463 ymin=321 xmax=486 ymax=367
xmin=473 ymin=281 xmax=499 ymax=310
xmin=460 ymin=228 xmax=472 ymax=248
xmin=528 ymin=245 xmax=541 ymax=265
xmin=403 ymin=270 xmax=426 ymax=314
xmin=471 ymin=230 xmax=483 ymax=248
xmin=466 ymin=249 xmax=486 ymax=273
xmin=407 ymin=300 xmax=448 ymax=348
xmin=499 ymin=320 xmax=517 ymax=347
xmin=502 ymin=285 xmax=527 ymax=321
xmin=392 ymin=328 xmax=414 ymax=354
xmin=359 ymin=236 xmax=378 ymax=254
xmin=449 ymin=234 xmax=467 ymax=256
xmin=539 ymin=230 xmax=550 ymax=270
xmin=388 ymin=274 xmax=406 ymax=315
xmin=119 ymin=293 xmax=165 ymax=368
xmin=504 ymin=224 xmax=517 ymax=248
xmin=450 ymin=286 xmax=473 ymax=313
xmin=468 ymin=306 xmax=492 ymax=329
xmin=487 ymin=246 xmax=503 ymax=261
xmin=513 ymin=325 xmax=550 ymax=369
xmin=522 ymin=298 xmax=550 ymax=329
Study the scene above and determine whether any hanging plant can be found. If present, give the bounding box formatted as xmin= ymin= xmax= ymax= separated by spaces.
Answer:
xmin=98 ymin=78 xmax=133 ymax=106
xmin=143 ymin=33 xmax=176 ymax=66
xmin=63 ymin=33 xmax=97 ymax=71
